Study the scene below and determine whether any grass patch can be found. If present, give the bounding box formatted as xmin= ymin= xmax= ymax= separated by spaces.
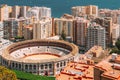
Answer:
xmin=12 ymin=70 xmax=55 ymax=80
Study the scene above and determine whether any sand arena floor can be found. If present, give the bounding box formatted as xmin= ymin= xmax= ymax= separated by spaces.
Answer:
xmin=22 ymin=53 xmax=60 ymax=60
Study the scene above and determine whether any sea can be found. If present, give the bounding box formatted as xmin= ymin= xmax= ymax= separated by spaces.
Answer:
xmin=0 ymin=0 xmax=120 ymax=17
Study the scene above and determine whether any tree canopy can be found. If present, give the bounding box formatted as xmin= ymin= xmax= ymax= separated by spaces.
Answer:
xmin=111 ymin=39 xmax=120 ymax=54
xmin=0 ymin=66 xmax=17 ymax=80
xmin=115 ymin=39 xmax=120 ymax=50
xmin=60 ymin=30 xmax=66 ymax=40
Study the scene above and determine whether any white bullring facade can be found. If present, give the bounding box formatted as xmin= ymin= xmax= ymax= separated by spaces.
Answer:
xmin=0 ymin=40 xmax=78 ymax=75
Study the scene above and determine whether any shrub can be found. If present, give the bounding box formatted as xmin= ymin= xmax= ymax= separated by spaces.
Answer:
xmin=0 ymin=66 xmax=17 ymax=80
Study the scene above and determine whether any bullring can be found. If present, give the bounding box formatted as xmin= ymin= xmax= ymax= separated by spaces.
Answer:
xmin=0 ymin=39 xmax=78 ymax=75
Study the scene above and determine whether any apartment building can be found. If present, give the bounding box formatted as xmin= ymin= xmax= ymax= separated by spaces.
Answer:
xmin=87 ymin=23 xmax=106 ymax=50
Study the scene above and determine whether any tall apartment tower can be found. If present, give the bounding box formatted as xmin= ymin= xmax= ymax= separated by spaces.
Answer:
xmin=17 ymin=18 xmax=33 ymax=37
xmin=33 ymin=18 xmax=52 ymax=39
xmin=3 ymin=18 xmax=32 ymax=39
xmin=23 ymin=24 xmax=33 ymax=40
xmin=11 ymin=6 xmax=20 ymax=18
xmin=112 ymin=24 xmax=120 ymax=45
xmin=74 ymin=17 xmax=89 ymax=47
xmin=87 ymin=23 xmax=106 ymax=50
xmin=117 ymin=14 xmax=120 ymax=25
xmin=0 ymin=4 xmax=9 ymax=21
xmin=26 ymin=7 xmax=51 ymax=21
xmin=20 ymin=6 xmax=27 ymax=18
xmin=3 ymin=19 xmax=19 ymax=39
xmin=71 ymin=6 xmax=86 ymax=17
xmin=39 ymin=7 xmax=51 ymax=18
xmin=54 ymin=18 xmax=74 ymax=41
xmin=71 ymin=5 xmax=98 ymax=17
xmin=95 ymin=17 xmax=113 ymax=46
xmin=86 ymin=5 xmax=98 ymax=17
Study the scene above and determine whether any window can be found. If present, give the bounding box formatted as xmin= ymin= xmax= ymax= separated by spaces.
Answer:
xmin=57 ymin=63 xmax=59 ymax=68
xmin=25 ymin=65 xmax=28 ymax=70
xmin=45 ymin=64 xmax=48 ymax=69
xmin=12 ymin=63 xmax=14 ymax=68
xmin=64 ymin=61 xmax=66 ymax=66
xmin=41 ymin=65 xmax=44 ymax=69
xmin=29 ymin=65 xmax=32 ymax=70
xmin=60 ymin=62 xmax=62 ymax=67
xmin=49 ymin=64 xmax=52 ymax=69
xmin=15 ymin=63 xmax=18 ymax=68
xmin=19 ymin=64 xmax=21 ymax=69
xmin=33 ymin=65 xmax=36 ymax=70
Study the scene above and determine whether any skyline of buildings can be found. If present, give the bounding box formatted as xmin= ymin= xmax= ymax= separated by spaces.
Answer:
xmin=0 ymin=3 xmax=120 ymax=80
xmin=1 ymin=4 xmax=120 ymax=50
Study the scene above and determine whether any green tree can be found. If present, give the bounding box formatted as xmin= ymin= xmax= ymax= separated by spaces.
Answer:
xmin=115 ymin=40 xmax=120 ymax=50
xmin=110 ymin=47 xmax=119 ymax=54
xmin=61 ymin=30 xmax=66 ymax=40
xmin=15 ymin=36 xmax=24 ymax=39
xmin=0 ymin=66 xmax=17 ymax=80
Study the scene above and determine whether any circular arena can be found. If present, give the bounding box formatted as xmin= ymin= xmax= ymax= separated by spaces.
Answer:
xmin=0 ymin=40 xmax=78 ymax=75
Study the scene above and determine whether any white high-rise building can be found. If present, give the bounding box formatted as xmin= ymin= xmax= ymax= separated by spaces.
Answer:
xmin=39 ymin=7 xmax=51 ymax=18
xmin=0 ymin=4 xmax=9 ymax=21
xmin=33 ymin=18 xmax=52 ymax=39
xmin=26 ymin=7 xmax=51 ymax=21
xmin=72 ymin=6 xmax=86 ymax=17
xmin=26 ymin=7 xmax=39 ymax=21
xmin=87 ymin=23 xmax=106 ymax=50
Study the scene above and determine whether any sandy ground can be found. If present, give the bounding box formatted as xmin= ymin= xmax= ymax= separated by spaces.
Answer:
xmin=24 ymin=54 xmax=59 ymax=60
